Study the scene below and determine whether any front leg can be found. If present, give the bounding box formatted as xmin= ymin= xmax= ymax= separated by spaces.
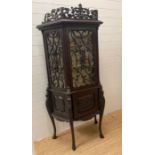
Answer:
xmin=66 ymin=89 xmax=76 ymax=151
xmin=46 ymin=87 xmax=57 ymax=139
xmin=49 ymin=114 xmax=57 ymax=139
xmin=98 ymin=86 xmax=105 ymax=138
xmin=69 ymin=120 xmax=76 ymax=150
xmin=99 ymin=111 xmax=104 ymax=138
xmin=94 ymin=115 xmax=98 ymax=124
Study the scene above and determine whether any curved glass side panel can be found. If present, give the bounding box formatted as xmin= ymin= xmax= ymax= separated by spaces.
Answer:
xmin=46 ymin=30 xmax=65 ymax=88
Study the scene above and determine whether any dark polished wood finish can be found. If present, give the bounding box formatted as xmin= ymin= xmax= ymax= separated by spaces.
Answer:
xmin=37 ymin=4 xmax=105 ymax=151
xmin=94 ymin=116 xmax=98 ymax=124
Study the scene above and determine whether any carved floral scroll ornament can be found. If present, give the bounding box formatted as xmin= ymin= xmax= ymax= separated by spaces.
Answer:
xmin=43 ymin=4 xmax=98 ymax=23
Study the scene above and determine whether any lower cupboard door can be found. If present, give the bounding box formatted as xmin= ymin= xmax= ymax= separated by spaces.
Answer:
xmin=72 ymin=88 xmax=99 ymax=120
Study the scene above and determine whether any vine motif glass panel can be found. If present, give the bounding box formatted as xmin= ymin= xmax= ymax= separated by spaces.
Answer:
xmin=69 ymin=29 xmax=96 ymax=88
xmin=46 ymin=30 xmax=65 ymax=88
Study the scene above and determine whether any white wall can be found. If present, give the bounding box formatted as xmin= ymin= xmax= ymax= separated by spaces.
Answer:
xmin=32 ymin=0 xmax=122 ymax=141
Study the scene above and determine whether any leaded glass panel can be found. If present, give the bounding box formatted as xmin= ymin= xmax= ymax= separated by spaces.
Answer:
xmin=69 ymin=29 xmax=96 ymax=88
xmin=46 ymin=30 xmax=65 ymax=88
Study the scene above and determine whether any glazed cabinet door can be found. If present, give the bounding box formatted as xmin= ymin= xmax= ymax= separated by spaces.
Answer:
xmin=44 ymin=29 xmax=66 ymax=89
xmin=68 ymin=27 xmax=99 ymax=89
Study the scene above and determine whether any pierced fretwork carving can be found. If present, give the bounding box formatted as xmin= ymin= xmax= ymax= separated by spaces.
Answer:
xmin=43 ymin=4 xmax=98 ymax=23
xmin=69 ymin=29 xmax=96 ymax=88
xmin=46 ymin=30 xmax=65 ymax=88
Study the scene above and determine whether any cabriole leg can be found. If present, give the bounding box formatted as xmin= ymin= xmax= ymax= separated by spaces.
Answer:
xmin=99 ymin=111 xmax=104 ymax=138
xmin=46 ymin=87 xmax=57 ymax=139
xmin=94 ymin=115 xmax=98 ymax=124
xmin=69 ymin=120 xmax=76 ymax=151
xmin=99 ymin=86 xmax=105 ymax=138
xmin=49 ymin=114 xmax=57 ymax=139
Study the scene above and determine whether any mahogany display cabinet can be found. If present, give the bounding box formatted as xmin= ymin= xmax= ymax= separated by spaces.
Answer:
xmin=37 ymin=4 xmax=105 ymax=150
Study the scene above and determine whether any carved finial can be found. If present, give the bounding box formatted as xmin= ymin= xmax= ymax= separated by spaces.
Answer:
xmin=78 ymin=3 xmax=82 ymax=8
